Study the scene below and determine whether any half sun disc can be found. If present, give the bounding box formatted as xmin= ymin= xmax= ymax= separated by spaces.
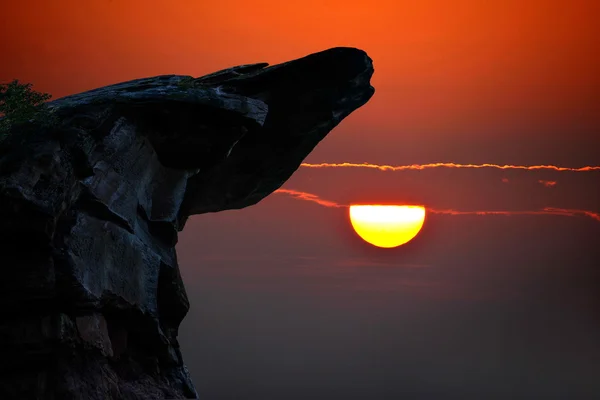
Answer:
xmin=349 ymin=205 xmax=426 ymax=248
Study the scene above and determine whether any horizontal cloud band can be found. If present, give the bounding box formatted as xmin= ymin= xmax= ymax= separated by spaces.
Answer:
xmin=301 ymin=162 xmax=600 ymax=172
xmin=274 ymin=189 xmax=600 ymax=223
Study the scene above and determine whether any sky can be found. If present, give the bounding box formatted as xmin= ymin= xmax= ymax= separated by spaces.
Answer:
xmin=2 ymin=0 xmax=600 ymax=398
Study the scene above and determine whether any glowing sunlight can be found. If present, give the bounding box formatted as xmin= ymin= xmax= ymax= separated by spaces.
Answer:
xmin=349 ymin=205 xmax=426 ymax=248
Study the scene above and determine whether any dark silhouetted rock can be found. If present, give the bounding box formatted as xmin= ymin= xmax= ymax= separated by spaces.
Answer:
xmin=0 ymin=47 xmax=374 ymax=399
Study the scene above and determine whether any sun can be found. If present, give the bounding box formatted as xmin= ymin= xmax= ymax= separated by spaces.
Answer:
xmin=349 ymin=205 xmax=426 ymax=248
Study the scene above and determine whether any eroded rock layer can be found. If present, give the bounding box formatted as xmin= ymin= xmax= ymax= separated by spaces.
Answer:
xmin=0 ymin=47 xmax=374 ymax=399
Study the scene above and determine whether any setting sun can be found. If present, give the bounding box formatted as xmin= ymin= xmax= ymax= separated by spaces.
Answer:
xmin=349 ymin=205 xmax=426 ymax=248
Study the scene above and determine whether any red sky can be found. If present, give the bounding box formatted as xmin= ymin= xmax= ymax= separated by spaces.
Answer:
xmin=3 ymin=1 xmax=600 ymax=398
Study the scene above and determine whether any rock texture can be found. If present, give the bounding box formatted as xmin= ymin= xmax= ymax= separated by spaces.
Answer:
xmin=0 ymin=47 xmax=374 ymax=399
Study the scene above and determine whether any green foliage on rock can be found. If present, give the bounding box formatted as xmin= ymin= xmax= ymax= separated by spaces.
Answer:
xmin=175 ymin=76 xmax=197 ymax=89
xmin=0 ymin=80 xmax=55 ymax=140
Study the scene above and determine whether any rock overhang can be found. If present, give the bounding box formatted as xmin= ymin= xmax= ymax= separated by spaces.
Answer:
xmin=43 ymin=47 xmax=374 ymax=225
xmin=177 ymin=47 xmax=375 ymax=220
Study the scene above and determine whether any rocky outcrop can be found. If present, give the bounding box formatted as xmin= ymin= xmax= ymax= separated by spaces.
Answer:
xmin=0 ymin=47 xmax=374 ymax=399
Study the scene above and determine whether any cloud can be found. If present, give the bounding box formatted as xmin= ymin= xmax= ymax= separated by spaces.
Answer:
xmin=428 ymin=207 xmax=600 ymax=221
xmin=273 ymin=189 xmax=347 ymax=208
xmin=301 ymin=162 xmax=600 ymax=172
xmin=538 ymin=180 xmax=557 ymax=187
xmin=273 ymin=189 xmax=600 ymax=223
xmin=543 ymin=207 xmax=600 ymax=222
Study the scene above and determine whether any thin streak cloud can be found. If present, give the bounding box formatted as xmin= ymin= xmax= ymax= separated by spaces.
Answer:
xmin=274 ymin=189 xmax=347 ymax=208
xmin=273 ymin=189 xmax=600 ymax=223
xmin=428 ymin=207 xmax=600 ymax=222
xmin=538 ymin=180 xmax=557 ymax=187
xmin=301 ymin=162 xmax=600 ymax=172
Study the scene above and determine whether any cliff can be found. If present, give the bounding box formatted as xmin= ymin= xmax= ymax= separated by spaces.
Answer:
xmin=0 ymin=47 xmax=374 ymax=399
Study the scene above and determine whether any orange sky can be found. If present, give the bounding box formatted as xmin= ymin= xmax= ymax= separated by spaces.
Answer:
xmin=2 ymin=0 xmax=598 ymax=162
xmin=2 ymin=0 xmax=598 ymax=205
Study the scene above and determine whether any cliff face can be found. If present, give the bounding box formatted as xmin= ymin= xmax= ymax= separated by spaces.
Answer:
xmin=0 ymin=47 xmax=374 ymax=399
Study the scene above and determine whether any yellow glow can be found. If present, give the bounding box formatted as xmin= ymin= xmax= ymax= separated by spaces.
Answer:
xmin=349 ymin=205 xmax=426 ymax=248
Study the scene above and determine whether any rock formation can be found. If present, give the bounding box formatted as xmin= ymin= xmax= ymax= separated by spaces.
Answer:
xmin=0 ymin=47 xmax=374 ymax=399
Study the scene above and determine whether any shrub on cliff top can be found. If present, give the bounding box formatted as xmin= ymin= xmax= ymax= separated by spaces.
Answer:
xmin=0 ymin=80 xmax=54 ymax=140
